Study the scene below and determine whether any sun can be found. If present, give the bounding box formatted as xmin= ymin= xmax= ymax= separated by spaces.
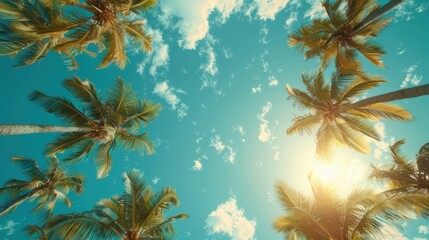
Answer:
xmin=312 ymin=161 xmax=340 ymax=182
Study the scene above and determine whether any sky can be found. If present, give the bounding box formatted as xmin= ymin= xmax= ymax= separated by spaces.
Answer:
xmin=1 ymin=0 xmax=429 ymax=239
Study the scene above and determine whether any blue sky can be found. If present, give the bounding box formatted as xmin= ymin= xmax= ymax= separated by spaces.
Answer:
xmin=1 ymin=0 xmax=429 ymax=239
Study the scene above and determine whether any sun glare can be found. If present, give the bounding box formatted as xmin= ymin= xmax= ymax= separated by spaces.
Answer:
xmin=312 ymin=161 xmax=339 ymax=182
xmin=308 ymin=152 xmax=369 ymax=197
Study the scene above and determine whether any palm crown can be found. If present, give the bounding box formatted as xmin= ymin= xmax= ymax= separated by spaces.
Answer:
xmin=286 ymin=72 xmax=411 ymax=159
xmin=0 ymin=0 xmax=155 ymax=69
xmin=274 ymin=178 xmax=429 ymax=240
xmin=370 ymin=140 xmax=429 ymax=195
xmin=31 ymin=76 xmax=161 ymax=178
xmin=0 ymin=155 xmax=84 ymax=217
xmin=45 ymin=170 xmax=188 ymax=240
xmin=289 ymin=0 xmax=392 ymax=76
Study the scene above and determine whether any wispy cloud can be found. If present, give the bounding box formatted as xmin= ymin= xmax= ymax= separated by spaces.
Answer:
xmin=304 ymin=0 xmax=327 ymax=19
xmin=369 ymin=122 xmax=394 ymax=159
xmin=285 ymin=11 xmax=298 ymax=26
xmin=159 ymin=0 xmax=243 ymax=49
xmin=251 ymin=84 xmax=262 ymax=94
xmin=394 ymin=1 xmax=428 ymax=22
xmin=192 ymin=160 xmax=203 ymax=171
xmin=152 ymin=176 xmax=160 ymax=184
xmin=153 ymin=81 xmax=189 ymax=120
xmin=419 ymin=225 xmax=429 ymax=234
xmin=136 ymin=28 xmax=169 ymax=77
xmin=258 ymin=102 xmax=273 ymax=142
xmin=253 ymin=0 xmax=290 ymax=20
xmin=210 ymin=135 xmax=236 ymax=164
xmin=0 ymin=221 xmax=20 ymax=236
xmin=205 ymin=197 xmax=256 ymax=240
xmin=401 ymin=64 xmax=423 ymax=88
xmin=268 ymin=76 xmax=279 ymax=87
xmin=259 ymin=24 xmax=270 ymax=44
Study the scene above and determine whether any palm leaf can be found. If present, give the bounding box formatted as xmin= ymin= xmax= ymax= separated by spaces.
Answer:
xmin=30 ymin=91 xmax=95 ymax=126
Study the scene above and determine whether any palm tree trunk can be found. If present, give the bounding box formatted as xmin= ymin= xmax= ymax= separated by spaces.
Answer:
xmin=352 ymin=0 xmax=405 ymax=33
xmin=0 ymin=124 xmax=91 ymax=135
xmin=0 ymin=190 xmax=39 ymax=217
xmin=340 ymin=84 xmax=429 ymax=112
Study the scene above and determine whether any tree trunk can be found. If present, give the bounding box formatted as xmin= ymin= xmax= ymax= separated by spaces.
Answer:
xmin=340 ymin=84 xmax=429 ymax=112
xmin=0 ymin=124 xmax=90 ymax=135
xmin=0 ymin=190 xmax=39 ymax=217
xmin=352 ymin=0 xmax=405 ymax=33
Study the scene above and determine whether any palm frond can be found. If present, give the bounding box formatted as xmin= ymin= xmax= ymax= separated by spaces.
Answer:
xmin=29 ymin=91 xmax=95 ymax=126
xmin=117 ymin=131 xmax=154 ymax=154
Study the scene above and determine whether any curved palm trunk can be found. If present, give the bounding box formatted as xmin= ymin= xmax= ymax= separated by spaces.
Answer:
xmin=0 ymin=124 xmax=90 ymax=135
xmin=0 ymin=190 xmax=39 ymax=217
xmin=340 ymin=84 xmax=429 ymax=112
xmin=352 ymin=0 xmax=405 ymax=33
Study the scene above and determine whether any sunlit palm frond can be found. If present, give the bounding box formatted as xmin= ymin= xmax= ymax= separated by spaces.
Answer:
xmin=121 ymin=21 xmax=152 ymax=52
xmin=106 ymin=77 xmax=137 ymax=113
xmin=30 ymin=91 xmax=95 ymax=126
xmin=10 ymin=156 xmax=46 ymax=181
xmin=287 ymin=114 xmax=322 ymax=135
xmin=45 ymin=170 xmax=186 ymax=239
xmin=117 ymin=131 xmax=154 ymax=154
xmin=63 ymin=76 xmax=104 ymax=121
xmin=347 ymin=103 xmax=412 ymax=121
xmin=46 ymin=132 xmax=92 ymax=155
xmin=95 ymin=140 xmax=115 ymax=179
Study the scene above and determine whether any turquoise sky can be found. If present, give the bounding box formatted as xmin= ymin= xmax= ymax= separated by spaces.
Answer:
xmin=1 ymin=0 xmax=429 ymax=239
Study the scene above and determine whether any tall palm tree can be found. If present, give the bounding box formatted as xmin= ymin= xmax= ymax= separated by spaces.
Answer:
xmin=45 ymin=170 xmax=188 ymax=240
xmin=370 ymin=140 xmax=429 ymax=195
xmin=0 ymin=76 xmax=161 ymax=178
xmin=0 ymin=155 xmax=84 ymax=217
xmin=286 ymin=72 xmax=424 ymax=159
xmin=273 ymin=177 xmax=429 ymax=239
xmin=0 ymin=0 xmax=155 ymax=69
xmin=289 ymin=0 xmax=405 ymax=76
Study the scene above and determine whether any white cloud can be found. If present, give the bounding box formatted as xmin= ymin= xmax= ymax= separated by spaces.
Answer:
xmin=223 ymin=47 xmax=233 ymax=59
xmin=136 ymin=28 xmax=169 ymax=77
xmin=251 ymin=84 xmax=262 ymax=94
xmin=415 ymin=238 xmax=428 ymax=240
xmin=285 ymin=11 xmax=298 ymax=26
xmin=200 ymin=35 xmax=218 ymax=77
xmin=253 ymin=0 xmax=290 ymax=20
xmin=273 ymin=146 xmax=280 ymax=160
xmin=259 ymin=24 xmax=270 ymax=44
xmin=159 ymin=0 xmax=243 ymax=49
xmin=419 ymin=225 xmax=429 ymax=234
xmin=152 ymin=176 xmax=160 ymax=184
xmin=394 ymin=1 xmax=428 ymax=22
xmin=261 ymin=50 xmax=269 ymax=72
xmin=0 ymin=221 xmax=20 ymax=236
xmin=257 ymin=102 xmax=273 ymax=142
xmin=369 ymin=122 xmax=393 ymax=159
xmin=268 ymin=76 xmax=278 ymax=87
xmin=304 ymin=0 xmax=327 ymax=19
xmin=205 ymin=197 xmax=256 ymax=240
xmin=192 ymin=160 xmax=203 ymax=171
xmin=210 ymin=135 xmax=236 ymax=164
xmin=401 ymin=64 xmax=423 ymax=88
xmin=153 ymin=81 xmax=189 ymax=120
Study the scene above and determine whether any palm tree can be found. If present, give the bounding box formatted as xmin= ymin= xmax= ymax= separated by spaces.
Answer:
xmin=45 ymin=169 xmax=188 ymax=240
xmin=273 ymin=177 xmax=429 ymax=239
xmin=0 ymin=155 xmax=84 ymax=217
xmin=0 ymin=76 xmax=161 ymax=178
xmin=370 ymin=140 xmax=429 ymax=195
xmin=0 ymin=0 xmax=155 ymax=69
xmin=286 ymin=72 xmax=424 ymax=159
xmin=289 ymin=0 xmax=405 ymax=76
